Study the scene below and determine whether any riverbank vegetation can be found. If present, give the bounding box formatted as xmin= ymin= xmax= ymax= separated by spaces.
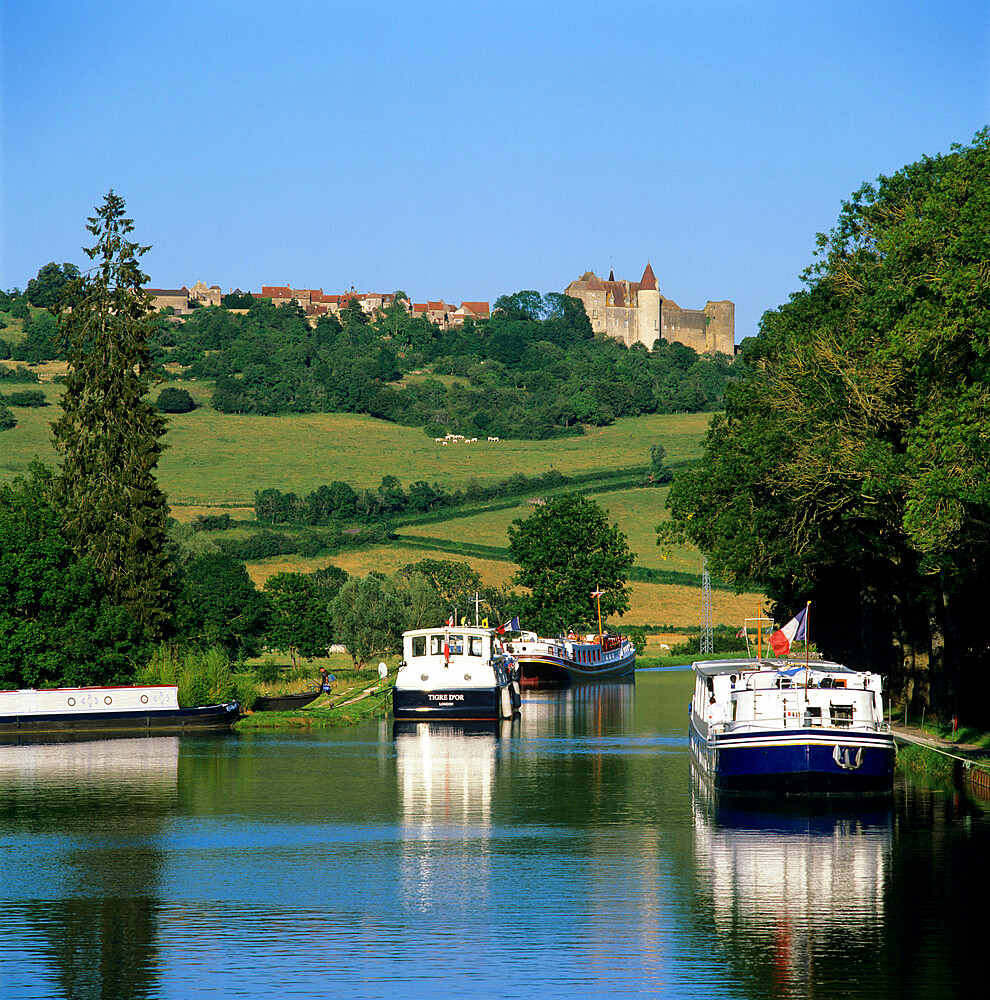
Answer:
xmin=661 ymin=128 xmax=990 ymax=724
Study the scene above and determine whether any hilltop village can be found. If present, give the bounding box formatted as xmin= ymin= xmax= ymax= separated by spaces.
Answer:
xmin=147 ymin=264 xmax=734 ymax=355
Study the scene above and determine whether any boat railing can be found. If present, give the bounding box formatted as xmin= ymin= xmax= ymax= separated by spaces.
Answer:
xmin=715 ymin=715 xmax=885 ymax=734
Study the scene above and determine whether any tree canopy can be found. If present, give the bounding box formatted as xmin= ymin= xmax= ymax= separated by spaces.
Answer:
xmin=661 ymin=128 xmax=990 ymax=715
xmin=508 ymin=494 xmax=633 ymax=634
xmin=0 ymin=466 xmax=147 ymax=689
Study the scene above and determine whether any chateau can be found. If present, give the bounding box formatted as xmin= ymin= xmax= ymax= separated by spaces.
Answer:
xmin=564 ymin=264 xmax=734 ymax=355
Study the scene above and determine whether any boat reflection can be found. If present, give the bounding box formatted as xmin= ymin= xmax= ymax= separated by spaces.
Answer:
xmin=519 ymin=679 xmax=635 ymax=738
xmin=0 ymin=738 xmax=178 ymax=1000
xmin=393 ymin=719 xmax=513 ymax=911
xmin=691 ymin=762 xmax=892 ymax=997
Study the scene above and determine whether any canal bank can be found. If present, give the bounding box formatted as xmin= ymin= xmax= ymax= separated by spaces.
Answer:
xmin=893 ymin=720 xmax=990 ymax=800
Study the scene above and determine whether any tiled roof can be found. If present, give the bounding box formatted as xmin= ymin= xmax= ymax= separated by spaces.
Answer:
xmin=640 ymin=262 xmax=658 ymax=290
xmin=460 ymin=301 xmax=490 ymax=315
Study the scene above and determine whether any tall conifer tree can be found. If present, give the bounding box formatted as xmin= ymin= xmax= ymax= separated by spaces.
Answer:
xmin=51 ymin=191 xmax=173 ymax=637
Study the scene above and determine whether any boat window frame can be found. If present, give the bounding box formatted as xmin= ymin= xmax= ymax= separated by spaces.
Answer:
xmin=412 ymin=635 xmax=427 ymax=657
xmin=468 ymin=635 xmax=484 ymax=657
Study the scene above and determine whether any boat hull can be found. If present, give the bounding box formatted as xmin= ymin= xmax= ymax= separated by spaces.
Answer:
xmin=393 ymin=686 xmax=500 ymax=721
xmin=252 ymin=691 xmax=320 ymax=712
xmin=517 ymin=650 xmax=636 ymax=687
xmin=690 ymin=718 xmax=895 ymax=794
xmin=0 ymin=702 xmax=241 ymax=738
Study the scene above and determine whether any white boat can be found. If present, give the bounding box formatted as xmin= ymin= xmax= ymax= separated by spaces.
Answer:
xmin=394 ymin=625 xmax=519 ymax=721
xmin=508 ymin=630 xmax=636 ymax=687
xmin=0 ymin=685 xmax=240 ymax=739
xmin=689 ymin=658 xmax=896 ymax=793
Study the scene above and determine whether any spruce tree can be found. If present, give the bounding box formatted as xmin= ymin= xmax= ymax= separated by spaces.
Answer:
xmin=51 ymin=191 xmax=173 ymax=637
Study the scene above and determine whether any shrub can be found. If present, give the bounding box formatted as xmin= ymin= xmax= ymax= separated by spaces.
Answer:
xmin=157 ymin=386 xmax=196 ymax=413
xmin=5 ymin=389 xmax=46 ymax=407
xmin=253 ymin=659 xmax=282 ymax=684
xmin=0 ymin=404 xmax=16 ymax=431
xmin=137 ymin=645 xmax=239 ymax=707
xmin=193 ymin=513 xmax=233 ymax=532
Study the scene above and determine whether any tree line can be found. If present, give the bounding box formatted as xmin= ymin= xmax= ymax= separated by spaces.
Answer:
xmin=253 ymin=469 xmax=571 ymax=526
xmin=661 ymin=129 xmax=990 ymax=721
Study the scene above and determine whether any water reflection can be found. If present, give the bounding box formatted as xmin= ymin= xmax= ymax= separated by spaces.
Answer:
xmin=519 ymin=680 xmax=636 ymax=738
xmin=690 ymin=762 xmax=892 ymax=998
xmin=394 ymin=720 xmax=513 ymax=912
xmin=0 ymin=738 xmax=176 ymax=1000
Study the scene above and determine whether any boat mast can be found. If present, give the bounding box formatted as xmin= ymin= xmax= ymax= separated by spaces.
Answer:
xmin=804 ymin=600 xmax=812 ymax=689
xmin=592 ymin=585 xmax=604 ymax=640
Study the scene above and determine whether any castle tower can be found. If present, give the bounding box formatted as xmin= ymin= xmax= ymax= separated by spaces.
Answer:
xmin=703 ymin=300 xmax=735 ymax=354
xmin=636 ymin=262 xmax=661 ymax=349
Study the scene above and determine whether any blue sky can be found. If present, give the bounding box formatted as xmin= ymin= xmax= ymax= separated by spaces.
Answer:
xmin=1 ymin=0 xmax=987 ymax=341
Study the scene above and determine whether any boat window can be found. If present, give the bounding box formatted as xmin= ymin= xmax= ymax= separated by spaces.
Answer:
xmin=804 ymin=705 xmax=822 ymax=726
xmin=430 ymin=635 xmax=445 ymax=656
xmin=412 ymin=635 xmax=426 ymax=657
xmin=831 ymin=704 xmax=854 ymax=727
xmin=468 ymin=636 xmax=484 ymax=657
xmin=448 ymin=634 xmax=464 ymax=655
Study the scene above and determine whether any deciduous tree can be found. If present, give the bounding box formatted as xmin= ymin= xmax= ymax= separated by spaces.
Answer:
xmin=508 ymin=494 xmax=633 ymax=634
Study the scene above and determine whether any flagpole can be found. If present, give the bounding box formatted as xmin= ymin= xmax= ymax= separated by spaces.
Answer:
xmin=804 ymin=600 xmax=812 ymax=689
xmin=596 ymin=585 xmax=604 ymax=641
xmin=757 ymin=603 xmax=763 ymax=662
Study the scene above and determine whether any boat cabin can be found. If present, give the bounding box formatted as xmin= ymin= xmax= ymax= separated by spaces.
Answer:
xmin=692 ymin=658 xmax=886 ymax=733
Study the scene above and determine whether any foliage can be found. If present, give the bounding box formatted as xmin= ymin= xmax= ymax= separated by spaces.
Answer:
xmin=51 ymin=191 xmax=173 ymax=638
xmin=253 ymin=469 xmax=571 ymax=526
xmin=263 ymin=571 xmax=333 ymax=668
xmin=25 ymin=262 xmax=81 ymax=308
xmin=0 ymin=404 xmax=15 ymax=431
xmin=0 ymin=364 xmax=40 ymax=382
xmin=661 ymin=129 xmax=990 ymax=714
xmin=645 ymin=443 xmax=673 ymax=485
xmin=508 ymin=494 xmax=633 ymax=634
xmin=193 ymin=513 xmax=233 ymax=531
xmin=156 ymin=386 xmax=196 ymax=413
xmin=11 ymin=311 xmax=61 ymax=362
xmin=330 ymin=574 xmax=409 ymax=665
xmin=0 ymin=465 xmax=147 ymax=689
xmin=3 ymin=389 xmax=47 ymax=407
xmin=137 ymin=644 xmax=239 ymax=708
xmin=174 ymin=552 xmax=269 ymax=657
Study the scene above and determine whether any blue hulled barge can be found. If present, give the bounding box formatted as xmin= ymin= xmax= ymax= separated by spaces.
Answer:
xmin=689 ymin=659 xmax=895 ymax=794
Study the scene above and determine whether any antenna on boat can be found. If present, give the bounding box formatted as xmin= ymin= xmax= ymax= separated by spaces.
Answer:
xmin=701 ymin=556 xmax=713 ymax=654
xmin=474 ymin=592 xmax=480 ymax=627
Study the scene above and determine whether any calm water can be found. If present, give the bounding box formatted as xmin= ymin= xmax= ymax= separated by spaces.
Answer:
xmin=2 ymin=669 xmax=988 ymax=1000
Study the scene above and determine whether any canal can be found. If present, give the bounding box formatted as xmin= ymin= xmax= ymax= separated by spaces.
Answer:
xmin=1 ymin=668 xmax=987 ymax=999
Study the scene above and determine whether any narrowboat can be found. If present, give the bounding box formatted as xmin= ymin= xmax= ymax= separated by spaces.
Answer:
xmin=0 ymin=684 xmax=240 ymax=738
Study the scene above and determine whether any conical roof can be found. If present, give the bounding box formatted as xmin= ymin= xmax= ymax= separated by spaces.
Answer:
xmin=640 ymin=262 xmax=658 ymax=290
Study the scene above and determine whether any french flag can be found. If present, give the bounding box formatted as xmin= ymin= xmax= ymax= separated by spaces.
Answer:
xmin=769 ymin=606 xmax=809 ymax=656
xmin=496 ymin=616 xmax=520 ymax=634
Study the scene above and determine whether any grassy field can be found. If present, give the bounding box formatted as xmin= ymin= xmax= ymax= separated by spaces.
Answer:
xmin=2 ymin=362 xmax=762 ymax=628
xmin=0 ymin=367 xmax=711 ymax=501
